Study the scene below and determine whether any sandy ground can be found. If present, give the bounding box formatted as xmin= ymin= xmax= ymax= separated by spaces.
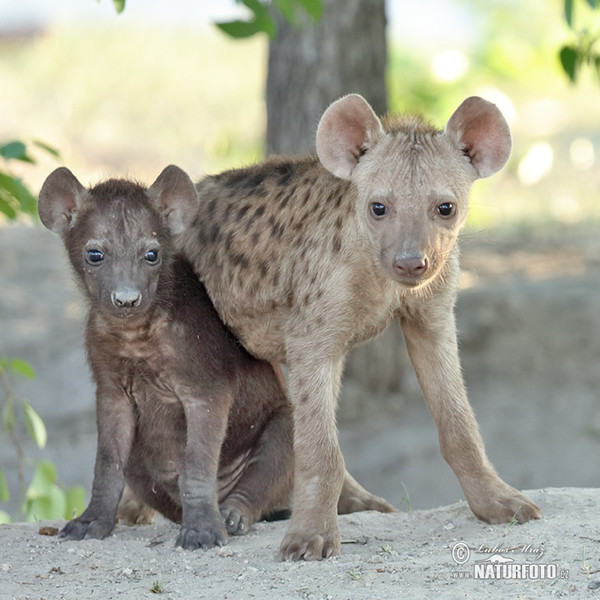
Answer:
xmin=2 ymin=488 xmax=599 ymax=599
xmin=1 ymin=222 xmax=600 ymax=598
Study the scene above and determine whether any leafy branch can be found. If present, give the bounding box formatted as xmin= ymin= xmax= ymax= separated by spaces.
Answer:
xmin=0 ymin=140 xmax=59 ymax=220
xmin=559 ymin=0 xmax=600 ymax=82
xmin=0 ymin=360 xmax=85 ymax=523
xmin=103 ymin=0 xmax=323 ymax=39
xmin=216 ymin=0 xmax=323 ymax=39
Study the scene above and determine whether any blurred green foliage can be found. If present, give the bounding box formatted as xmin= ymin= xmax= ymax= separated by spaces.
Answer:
xmin=102 ymin=0 xmax=125 ymax=14
xmin=216 ymin=0 xmax=322 ymax=38
xmin=560 ymin=0 xmax=600 ymax=82
xmin=0 ymin=140 xmax=58 ymax=220
xmin=108 ymin=0 xmax=323 ymax=39
xmin=0 ymin=360 xmax=85 ymax=523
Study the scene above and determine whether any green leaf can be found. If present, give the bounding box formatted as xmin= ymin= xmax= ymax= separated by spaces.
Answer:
xmin=23 ymin=403 xmax=47 ymax=449
xmin=0 ymin=469 xmax=10 ymax=502
xmin=274 ymin=0 xmax=297 ymax=24
xmin=0 ymin=195 xmax=17 ymax=219
xmin=113 ymin=0 xmax=125 ymax=14
xmin=26 ymin=461 xmax=56 ymax=500
xmin=65 ymin=485 xmax=86 ymax=519
xmin=25 ymin=485 xmax=66 ymax=522
xmin=9 ymin=358 xmax=35 ymax=379
xmin=296 ymin=0 xmax=323 ymax=20
xmin=0 ymin=172 xmax=37 ymax=216
xmin=564 ymin=0 xmax=574 ymax=27
xmin=0 ymin=141 xmax=27 ymax=161
xmin=560 ymin=45 xmax=578 ymax=82
xmin=0 ymin=510 xmax=11 ymax=524
xmin=585 ymin=0 xmax=598 ymax=9
xmin=216 ymin=19 xmax=266 ymax=38
xmin=217 ymin=0 xmax=277 ymax=38
xmin=2 ymin=402 xmax=16 ymax=432
xmin=33 ymin=139 xmax=61 ymax=159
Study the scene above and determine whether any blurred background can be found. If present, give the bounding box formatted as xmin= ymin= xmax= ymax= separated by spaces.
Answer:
xmin=0 ymin=0 xmax=599 ymax=521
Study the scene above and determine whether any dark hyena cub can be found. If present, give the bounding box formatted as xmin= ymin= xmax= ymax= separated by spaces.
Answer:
xmin=38 ymin=166 xmax=294 ymax=549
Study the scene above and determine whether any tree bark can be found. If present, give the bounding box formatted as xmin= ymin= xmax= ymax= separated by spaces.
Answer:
xmin=266 ymin=0 xmax=387 ymax=156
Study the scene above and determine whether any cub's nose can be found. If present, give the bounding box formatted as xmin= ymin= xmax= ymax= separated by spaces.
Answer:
xmin=393 ymin=254 xmax=429 ymax=278
xmin=111 ymin=288 xmax=142 ymax=308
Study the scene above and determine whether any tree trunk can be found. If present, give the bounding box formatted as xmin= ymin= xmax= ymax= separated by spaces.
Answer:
xmin=266 ymin=0 xmax=387 ymax=156
xmin=265 ymin=1 xmax=409 ymax=406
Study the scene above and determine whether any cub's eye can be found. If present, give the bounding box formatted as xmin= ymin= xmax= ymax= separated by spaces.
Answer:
xmin=371 ymin=202 xmax=387 ymax=218
xmin=144 ymin=249 xmax=159 ymax=263
xmin=86 ymin=249 xmax=104 ymax=264
xmin=437 ymin=202 xmax=455 ymax=218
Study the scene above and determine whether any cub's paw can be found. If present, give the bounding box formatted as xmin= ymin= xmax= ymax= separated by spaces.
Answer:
xmin=220 ymin=504 xmax=250 ymax=536
xmin=278 ymin=527 xmax=341 ymax=561
xmin=59 ymin=516 xmax=115 ymax=541
xmin=176 ymin=518 xmax=227 ymax=550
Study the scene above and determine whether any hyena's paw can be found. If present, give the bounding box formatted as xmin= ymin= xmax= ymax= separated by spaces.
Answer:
xmin=220 ymin=503 xmax=251 ymax=536
xmin=175 ymin=521 xmax=228 ymax=550
xmin=117 ymin=486 xmax=158 ymax=525
xmin=338 ymin=472 xmax=397 ymax=515
xmin=176 ymin=504 xmax=228 ymax=550
xmin=278 ymin=524 xmax=341 ymax=561
xmin=338 ymin=490 xmax=396 ymax=515
xmin=59 ymin=515 xmax=115 ymax=541
xmin=469 ymin=481 xmax=541 ymax=524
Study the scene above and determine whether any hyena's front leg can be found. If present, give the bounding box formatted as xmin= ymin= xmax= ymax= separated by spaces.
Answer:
xmin=278 ymin=354 xmax=346 ymax=561
xmin=401 ymin=311 xmax=541 ymax=524
xmin=177 ymin=389 xmax=233 ymax=550
xmin=60 ymin=384 xmax=135 ymax=540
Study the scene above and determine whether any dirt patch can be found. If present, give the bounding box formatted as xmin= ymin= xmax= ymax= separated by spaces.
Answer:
xmin=1 ymin=488 xmax=599 ymax=599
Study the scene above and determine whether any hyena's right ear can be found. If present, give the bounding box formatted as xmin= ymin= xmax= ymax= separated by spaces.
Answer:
xmin=148 ymin=165 xmax=199 ymax=235
xmin=38 ymin=167 xmax=87 ymax=236
xmin=316 ymin=94 xmax=384 ymax=180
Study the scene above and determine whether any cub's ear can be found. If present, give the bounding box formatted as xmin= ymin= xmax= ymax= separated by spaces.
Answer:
xmin=444 ymin=96 xmax=512 ymax=179
xmin=148 ymin=165 xmax=199 ymax=235
xmin=316 ymin=93 xmax=384 ymax=180
xmin=38 ymin=167 xmax=87 ymax=236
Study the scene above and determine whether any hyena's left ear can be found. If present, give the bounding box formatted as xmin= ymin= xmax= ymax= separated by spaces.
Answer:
xmin=148 ymin=165 xmax=199 ymax=235
xmin=38 ymin=167 xmax=87 ymax=236
xmin=444 ymin=96 xmax=512 ymax=179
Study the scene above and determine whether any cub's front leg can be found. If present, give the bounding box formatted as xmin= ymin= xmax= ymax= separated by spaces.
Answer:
xmin=176 ymin=388 xmax=233 ymax=550
xmin=60 ymin=383 xmax=135 ymax=540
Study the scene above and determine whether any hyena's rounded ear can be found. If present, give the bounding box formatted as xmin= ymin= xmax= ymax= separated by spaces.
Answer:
xmin=444 ymin=96 xmax=512 ymax=179
xmin=148 ymin=165 xmax=199 ymax=235
xmin=38 ymin=167 xmax=87 ymax=236
xmin=316 ymin=94 xmax=384 ymax=180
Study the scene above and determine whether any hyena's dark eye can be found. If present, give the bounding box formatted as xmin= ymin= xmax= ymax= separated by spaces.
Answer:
xmin=371 ymin=202 xmax=387 ymax=218
xmin=144 ymin=249 xmax=159 ymax=263
xmin=86 ymin=249 xmax=104 ymax=264
xmin=437 ymin=202 xmax=455 ymax=218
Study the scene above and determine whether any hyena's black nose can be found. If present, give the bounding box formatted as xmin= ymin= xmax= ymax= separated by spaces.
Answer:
xmin=111 ymin=288 xmax=142 ymax=308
